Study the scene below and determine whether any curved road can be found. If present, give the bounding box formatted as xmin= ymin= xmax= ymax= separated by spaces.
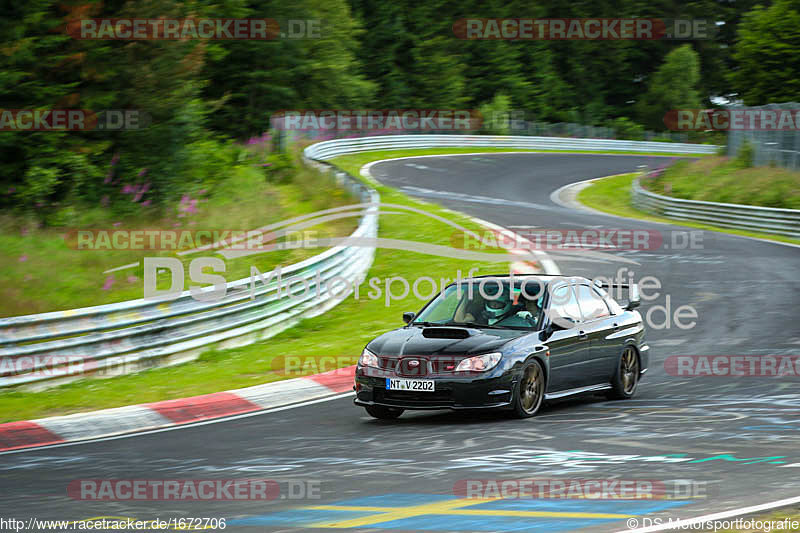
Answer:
xmin=2 ymin=153 xmax=799 ymax=532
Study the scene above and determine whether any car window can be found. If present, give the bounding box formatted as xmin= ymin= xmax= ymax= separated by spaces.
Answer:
xmin=577 ymin=284 xmax=611 ymax=321
xmin=415 ymin=285 xmax=460 ymax=323
xmin=549 ymin=284 xmax=582 ymax=325
xmin=592 ymin=285 xmax=623 ymax=315
xmin=416 ymin=280 xmax=545 ymax=329
xmin=494 ymin=292 xmax=542 ymax=329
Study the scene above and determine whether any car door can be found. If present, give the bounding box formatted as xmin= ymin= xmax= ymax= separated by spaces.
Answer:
xmin=575 ymin=284 xmax=618 ymax=384
xmin=544 ymin=283 xmax=593 ymax=393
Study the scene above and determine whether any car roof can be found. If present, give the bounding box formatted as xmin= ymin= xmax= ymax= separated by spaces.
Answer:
xmin=462 ymin=274 xmax=589 ymax=283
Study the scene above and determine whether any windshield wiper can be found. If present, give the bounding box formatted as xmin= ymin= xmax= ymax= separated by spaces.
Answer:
xmin=410 ymin=321 xmax=438 ymax=327
xmin=445 ymin=321 xmax=504 ymax=329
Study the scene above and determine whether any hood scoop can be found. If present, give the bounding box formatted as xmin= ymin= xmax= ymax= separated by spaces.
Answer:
xmin=421 ymin=327 xmax=471 ymax=339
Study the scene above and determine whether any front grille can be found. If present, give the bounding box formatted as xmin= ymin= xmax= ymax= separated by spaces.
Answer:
xmin=378 ymin=357 xmax=462 ymax=375
xmin=431 ymin=359 xmax=460 ymax=373
xmin=378 ymin=357 xmax=397 ymax=371
xmin=397 ymin=358 xmax=428 ymax=377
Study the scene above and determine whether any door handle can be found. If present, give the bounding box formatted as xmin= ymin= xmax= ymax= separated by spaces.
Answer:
xmin=612 ymin=323 xmax=620 ymax=332
xmin=578 ymin=330 xmax=588 ymax=340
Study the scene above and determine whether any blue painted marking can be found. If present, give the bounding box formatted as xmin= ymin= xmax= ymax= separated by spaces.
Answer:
xmin=469 ymin=498 xmax=690 ymax=514
xmin=227 ymin=493 xmax=695 ymax=531
xmin=375 ymin=514 xmax=618 ymax=532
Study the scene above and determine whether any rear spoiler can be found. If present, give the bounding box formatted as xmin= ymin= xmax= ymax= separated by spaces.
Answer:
xmin=593 ymin=280 xmax=640 ymax=310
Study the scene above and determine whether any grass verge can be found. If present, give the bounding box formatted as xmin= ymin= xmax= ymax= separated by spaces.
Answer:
xmin=577 ymin=173 xmax=800 ymax=246
xmin=0 ymin=154 xmax=356 ymax=317
xmin=0 ymin=147 xmax=530 ymax=422
xmin=0 ymin=144 xmax=715 ymax=422
xmin=648 ymin=156 xmax=800 ymax=209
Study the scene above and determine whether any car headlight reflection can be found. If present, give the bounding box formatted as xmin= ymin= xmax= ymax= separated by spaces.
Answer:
xmin=359 ymin=348 xmax=380 ymax=368
xmin=455 ymin=352 xmax=502 ymax=372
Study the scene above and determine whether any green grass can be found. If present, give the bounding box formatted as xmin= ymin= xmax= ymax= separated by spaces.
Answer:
xmin=0 ymin=148 xmax=523 ymax=422
xmin=647 ymin=156 xmax=800 ymax=209
xmin=577 ymin=172 xmax=800 ymax=246
xmin=0 ymin=158 xmax=356 ymax=317
xmin=0 ymin=144 xmax=719 ymax=422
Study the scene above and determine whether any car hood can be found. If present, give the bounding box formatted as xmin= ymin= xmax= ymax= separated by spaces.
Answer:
xmin=366 ymin=325 xmax=523 ymax=357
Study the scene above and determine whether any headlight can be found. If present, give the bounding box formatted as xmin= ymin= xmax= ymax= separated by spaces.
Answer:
xmin=455 ymin=352 xmax=502 ymax=372
xmin=359 ymin=348 xmax=379 ymax=368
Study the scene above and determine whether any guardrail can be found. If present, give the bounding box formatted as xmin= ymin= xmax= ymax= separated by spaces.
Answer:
xmin=0 ymin=134 xmax=720 ymax=389
xmin=632 ymin=178 xmax=800 ymax=238
xmin=0 ymin=166 xmax=378 ymax=389
xmin=304 ymin=134 xmax=719 ymax=160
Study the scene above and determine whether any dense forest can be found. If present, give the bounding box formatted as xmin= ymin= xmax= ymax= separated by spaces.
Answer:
xmin=2 ymin=0 xmax=798 ymax=215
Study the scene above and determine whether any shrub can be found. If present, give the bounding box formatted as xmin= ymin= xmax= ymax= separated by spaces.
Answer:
xmin=479 ymin=93 xmax=513 ymax=135
xmin=735 ymin=141 xmax=754 ymax=168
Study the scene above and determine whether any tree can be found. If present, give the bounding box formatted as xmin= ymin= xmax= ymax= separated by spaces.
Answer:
xmin=637 ymin=44 xmax=701 ymax=130
xmin=730 ymin=0 xmax=800 ymax=105
xmin=204 ymin=0 xmax=373 ymax=139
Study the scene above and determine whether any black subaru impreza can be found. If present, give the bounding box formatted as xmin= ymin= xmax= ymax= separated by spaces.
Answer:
xmin=354 ymin=274 xmax=648 ymax=419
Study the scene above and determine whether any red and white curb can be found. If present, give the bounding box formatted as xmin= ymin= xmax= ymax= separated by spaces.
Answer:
xmin=0 ymin=156 xmax=560 ymax=453
xmin=466 ymin=215 xmax=560 ymax=276
xmin=0 ymin=366 xmax=355 ymax=452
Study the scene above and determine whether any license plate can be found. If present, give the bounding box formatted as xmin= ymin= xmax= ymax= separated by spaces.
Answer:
xmin=386 ymin=378 xmax=435 ymax=392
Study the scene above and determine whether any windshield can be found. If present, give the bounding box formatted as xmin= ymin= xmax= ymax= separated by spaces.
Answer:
xmin=413 ymin=279 xmax=545 ymax=330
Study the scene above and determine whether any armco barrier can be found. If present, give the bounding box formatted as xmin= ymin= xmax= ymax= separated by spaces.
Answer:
xmin=632 ymin=178 xmax=800 ymax=238
xmin=303 ymin=134 xmax=719 ymax=160
xmin=0 ymin=134 xmax=719 ymax=389
xmin=0 ymin=167 xmax=378 ymax=389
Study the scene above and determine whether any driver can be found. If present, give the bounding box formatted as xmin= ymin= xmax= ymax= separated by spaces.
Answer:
xmin=483 ymin=298 xmax=513 ymax=325
xmin=463 ymin=287 xmax=516 ymax=325
xmin=515 ymin=296 xmax=542 ymax=326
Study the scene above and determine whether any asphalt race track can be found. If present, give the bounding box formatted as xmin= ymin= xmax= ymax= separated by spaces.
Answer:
xmin=2 ymin=153 xmax=799 ymax=532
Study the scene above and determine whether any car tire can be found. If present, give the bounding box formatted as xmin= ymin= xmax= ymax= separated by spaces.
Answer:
xmin=365 ymin=405 xmax=404 ymax=420
xmin=512 ymin=359 xmax=545 ymax=418
xmin=606 ymin=346 xmax=640 ymax=400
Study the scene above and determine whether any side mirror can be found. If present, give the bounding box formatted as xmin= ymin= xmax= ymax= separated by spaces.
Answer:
xmin=403 ymin=311 xmax=416 ymax=324
xmin=539 ymin=318 xmax=570 ymax=340
xmin=625 ymin=283 xmax=641 ymax=310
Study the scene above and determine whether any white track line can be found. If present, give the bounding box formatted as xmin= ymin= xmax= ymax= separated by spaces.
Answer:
xmin=0 ymin=392 xmax=354 ymax=456
xmin=618 ymin=495 xmax=800 ymax=532
xmin=464 ymin=215 xmax=561 ymax=275
xmin=360 ymin=158 xmax=561 ymax=275
xmin=552 ymin=175 xmax=800 ymax=250
xmin=365 ymin=154 xmax=800 ymax=529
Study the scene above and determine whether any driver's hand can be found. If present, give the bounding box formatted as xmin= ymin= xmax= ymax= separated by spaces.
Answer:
xmin=516 ymin=311 xmax=532 ymax=319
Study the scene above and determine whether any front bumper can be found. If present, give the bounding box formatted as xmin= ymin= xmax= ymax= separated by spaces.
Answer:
xmin=353 ymin=366 xmax=516 ymax=410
